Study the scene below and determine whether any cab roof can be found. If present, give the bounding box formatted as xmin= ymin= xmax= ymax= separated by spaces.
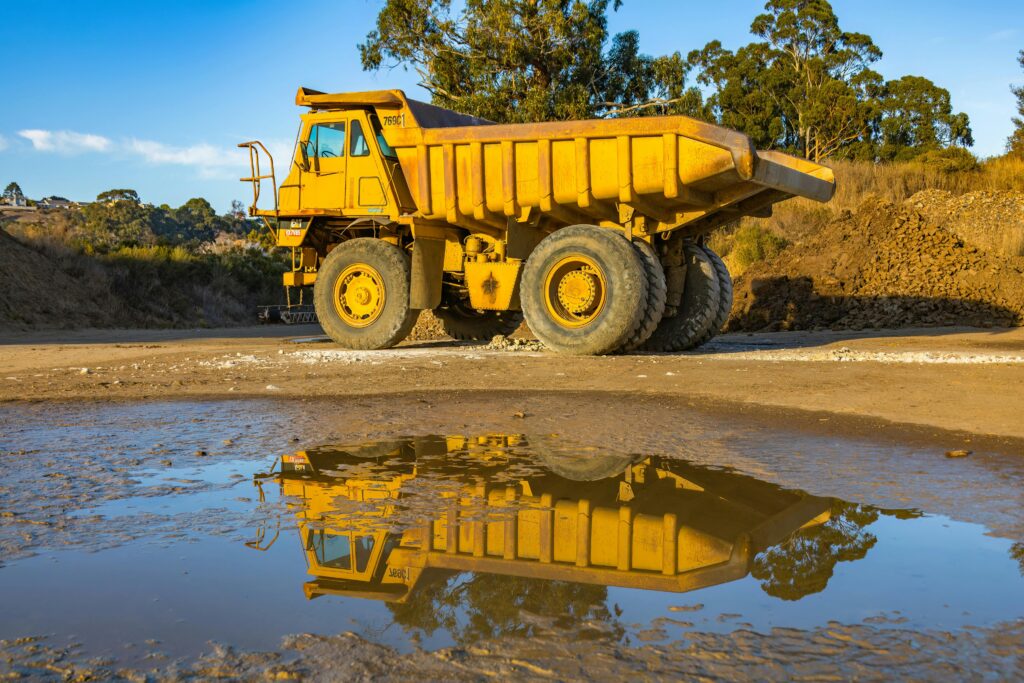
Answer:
xmin=295 ymin=87 xmax=492 ymax=129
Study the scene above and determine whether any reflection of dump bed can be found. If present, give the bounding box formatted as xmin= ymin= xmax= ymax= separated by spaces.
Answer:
xmin=280 ymin=441 xmax=832 ymax=596
xmin=423 ymin=470 xmax=829 ymax=589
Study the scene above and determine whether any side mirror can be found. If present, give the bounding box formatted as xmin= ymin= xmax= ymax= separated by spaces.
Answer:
xmin=298 ymin=143 xmax=310 ymax=172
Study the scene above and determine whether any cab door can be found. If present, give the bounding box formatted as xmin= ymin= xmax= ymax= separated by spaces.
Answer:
xmin=344 ymin=116 xmax=390 ymax=215
xmin=298 ymin=121 xmax=347 ymax=210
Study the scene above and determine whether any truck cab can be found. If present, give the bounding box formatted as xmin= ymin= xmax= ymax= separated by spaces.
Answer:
xmin=277 ymin=109 xmax=411 ymax=219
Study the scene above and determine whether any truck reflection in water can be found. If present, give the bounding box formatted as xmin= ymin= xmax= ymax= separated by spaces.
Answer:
xmin=263 ymin=435 xmax=880 ymax=639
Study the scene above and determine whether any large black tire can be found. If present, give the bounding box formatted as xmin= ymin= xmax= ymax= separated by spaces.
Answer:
xmin=643 ymin=241 xmax=721 ymax=352
xmin=695 ymin=245 xmax=734 ymax=346
xmin=540 ymin=452 xmax=642 ymax=481
xmin=434 ymin=302 xmax=524 ymax=341
xmin=521 ymin=225 xmax=647 ymax=356
xmin=313 ymin=238 xmax=419 ymax=350
xmin=620 ymin=239 xmax=667 ymax=352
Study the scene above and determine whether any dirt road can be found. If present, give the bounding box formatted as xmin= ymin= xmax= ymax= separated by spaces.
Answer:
xmin=2 ymin=324 xmax=1023 ymax=443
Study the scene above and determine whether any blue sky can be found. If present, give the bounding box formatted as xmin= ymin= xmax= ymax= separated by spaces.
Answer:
xmin=1 ymin=0 xmax=1021 ymax=211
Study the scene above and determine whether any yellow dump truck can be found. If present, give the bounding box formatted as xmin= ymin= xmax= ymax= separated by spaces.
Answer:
xmin=268 ymin=436 xmax=830 ymax=603
xmin=241 ymin=89 xmax=835 ymax=354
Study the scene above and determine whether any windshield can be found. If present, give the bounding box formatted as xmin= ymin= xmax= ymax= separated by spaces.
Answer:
xmin=369 ymin=114 xmax=398 ymax=159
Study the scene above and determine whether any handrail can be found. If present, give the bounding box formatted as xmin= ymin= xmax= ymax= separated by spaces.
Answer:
xmin=238 ymin=140 xmax=278 ymax=216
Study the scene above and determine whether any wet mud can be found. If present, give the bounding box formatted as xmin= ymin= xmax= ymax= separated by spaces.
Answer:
xmin=1 ymin=396 xmax=1022 ymax=680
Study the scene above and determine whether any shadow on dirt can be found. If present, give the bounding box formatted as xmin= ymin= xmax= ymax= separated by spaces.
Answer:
xmin=724 ymin=275 xmax=1020 ymax=337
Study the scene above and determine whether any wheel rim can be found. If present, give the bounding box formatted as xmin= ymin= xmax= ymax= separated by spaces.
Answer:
xmin=334 ymin=263 xmax=386 ymax=327
xmin=542 ymin=255 xmax=607 ymax=328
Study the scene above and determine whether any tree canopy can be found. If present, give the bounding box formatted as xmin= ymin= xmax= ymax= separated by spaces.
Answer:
xmin=96 ymin=188 xmax=142 ymax=204
xmin=77 ymin=190 xmax=250 ymax=252
xmin=388 ymin=570 xmax=622 ymax=644
xmin=360 ymin=0 xmax=702 ymax=122
xmin=688 ymin=0 xmax=972 ymax=161
xmin=751 ymin=501 xmax=879 ymax=600
xmin=3 ymin=182 xmax=24 ymax=201
xmin=363 ymin=0 xmax=973 ymax=163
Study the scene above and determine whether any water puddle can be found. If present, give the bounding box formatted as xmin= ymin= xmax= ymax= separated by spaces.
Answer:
xmin=0 ymin=400 xmax=1022 ymax=677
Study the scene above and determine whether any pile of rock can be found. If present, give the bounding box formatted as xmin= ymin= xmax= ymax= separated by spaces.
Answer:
xmin=909 ymin=190 xmax=1024 ymax=258
xmin=485 ymin=335 xmax=545 ymax=352
xmin=405 ymin=309 xmax=448 ymax=341
xmin=729 ymin=196 xmax=1024 ymax=332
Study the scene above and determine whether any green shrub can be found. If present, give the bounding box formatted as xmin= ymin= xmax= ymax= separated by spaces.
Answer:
xmin=913 ymin=147 xmax=979 ymax=174
xmin=711 ymin=222 xmax=789 ymax=271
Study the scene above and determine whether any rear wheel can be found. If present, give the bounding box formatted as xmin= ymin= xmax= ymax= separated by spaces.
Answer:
xmin=521 ymin=225 xmax=647 ymax=355
xmin=434 ymin=299 xmax=524 ymax=341
xmin=313 ymin=238 xmax=419 ymax=350
xmin=643 ymin=241 xmax=721 ymax=352
xmin=619 ymin=239 xmax=667 ymax=352
xmin=694 ymin=245 xmax=733 ymax=346
xmin=540 ymin=452 xmax=641 ymax=481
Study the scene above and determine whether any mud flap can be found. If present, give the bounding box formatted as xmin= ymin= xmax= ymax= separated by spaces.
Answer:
xmin=410 ymin=238 xmax=445 ymax=310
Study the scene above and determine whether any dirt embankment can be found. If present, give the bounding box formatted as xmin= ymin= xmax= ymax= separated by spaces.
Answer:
xmin=730 ymin=192 xmax=1024 ymax=332
xmin=0 ymin=211 xmax=282 ymax=332
xmin=7 ymin=190 xmax=1024 ymax=337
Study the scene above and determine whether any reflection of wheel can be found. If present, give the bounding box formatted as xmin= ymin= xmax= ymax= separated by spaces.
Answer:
xmin=695 ymin=245 xmax=733 ymax=346
xmin=521 ymin=225 xmax=647 ymax=355
xmin=435 ymin=300 xmax=524 ymax=341
xmin=540 ymin=452 xmax=640 ymax=481
xmin=643 ymin=241 xmax=721 ymax=352
xmin=620 ymin=239 xmax=667 ymax=352
xmin=313 ymin=239 xmax=419 ymax=349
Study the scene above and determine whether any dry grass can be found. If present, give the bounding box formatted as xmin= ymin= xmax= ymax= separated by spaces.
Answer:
xmin=825 ymin=156 xmax=1024 ymax=211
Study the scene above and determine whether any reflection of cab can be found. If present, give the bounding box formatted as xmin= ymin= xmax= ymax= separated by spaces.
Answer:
xmin=273 ymin=436 xmax=831 ymax=603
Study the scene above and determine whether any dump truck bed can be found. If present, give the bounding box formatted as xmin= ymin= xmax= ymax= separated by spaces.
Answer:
xmin=378 ymin=104 xmax=834 ymax=235
xmin=294 ymin=88 xmax=835 ymax=236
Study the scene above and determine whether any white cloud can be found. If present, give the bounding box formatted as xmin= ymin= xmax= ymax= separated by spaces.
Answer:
xmin=18 ymin=129 xmax=112 ymax=154
xmin=0 ymin=134 xmax=8 ymax=152
xmin=127 ymin=139 xmax=237 ymax=167
xmin=988 ymin=29 xmax=1018 ymax=41
xmin=18 ymin=128 xmax=285 ymax=180
xmin=125 ymin=138 xmax=245 ymax=179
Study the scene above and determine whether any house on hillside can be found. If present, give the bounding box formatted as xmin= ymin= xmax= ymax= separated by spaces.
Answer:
xmin=38 ymin=196 xmax=79 ymax=209
xmin=0 ymin=194 xmax=28 ymax=208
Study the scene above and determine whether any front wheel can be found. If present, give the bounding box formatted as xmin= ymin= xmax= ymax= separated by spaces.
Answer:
xmin=313 ymin=238 xmax=419 ymax=350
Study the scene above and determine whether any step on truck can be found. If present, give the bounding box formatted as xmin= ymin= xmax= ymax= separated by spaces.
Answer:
xmin=241 ymin=88 xmax=835 ymax=355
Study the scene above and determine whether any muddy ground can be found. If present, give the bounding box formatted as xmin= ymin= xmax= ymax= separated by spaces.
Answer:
xmin=2 ymin=324 xmax=1024 ymax=443
xmin=1 ymin=394 xmax=1023 ymax=680
xmin=2 ymin=325 xmax=1023 ymax=680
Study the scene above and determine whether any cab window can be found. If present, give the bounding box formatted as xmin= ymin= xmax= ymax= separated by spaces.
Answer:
xmin=308 ymin=530 xmax=351 ymax=569
xmin=354 ymin=536 xmax=375 ymax=572
xmin=350 ymin=120 xmax=370 ymax=157
xmin=307 ymin=123 xmax=345 ymax=158
xmin=369 ymin=114 xmax=397 ymax=159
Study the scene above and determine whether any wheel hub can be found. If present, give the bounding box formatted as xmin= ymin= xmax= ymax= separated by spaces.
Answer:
xmin=334 ymin=265 xmax=386 ymax=327
xmin=557 ymin=270 xmax=598 ymax=315
xmin=543 ymin=256 xmax=607 ymax=328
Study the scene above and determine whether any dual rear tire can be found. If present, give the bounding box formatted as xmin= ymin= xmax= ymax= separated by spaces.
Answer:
xmin=642 ymin=241 xmax=732 ymax=352
xmin=519 ymin=225 xmax=649 ymax=355
xmin=519 ymin=225 xmax=731 ymax=355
